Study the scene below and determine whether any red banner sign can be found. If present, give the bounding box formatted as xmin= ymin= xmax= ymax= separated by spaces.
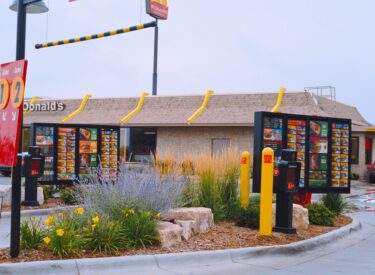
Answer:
xmin=146 ymin=0 xmax=168 ymax=20
xmin=0 ymin=60 xmax=28 ymax=166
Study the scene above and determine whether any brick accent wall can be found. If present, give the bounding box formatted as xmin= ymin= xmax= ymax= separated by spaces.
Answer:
xmin=156 ymin=127 xmax=253 ymax=157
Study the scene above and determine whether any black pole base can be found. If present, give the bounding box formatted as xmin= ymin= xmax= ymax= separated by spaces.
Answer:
xmin=21 ymin=200 xmax=39 ymax=207
xmin=273 ymin=226 xmax=297 ymax=234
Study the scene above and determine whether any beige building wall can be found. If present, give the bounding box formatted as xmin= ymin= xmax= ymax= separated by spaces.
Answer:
xmin=156 ymin=127 xmax=253 ymax=157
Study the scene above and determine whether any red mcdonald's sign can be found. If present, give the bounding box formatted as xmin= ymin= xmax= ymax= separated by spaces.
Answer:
xmin=146 ymin=0 xmax=168 ymax=20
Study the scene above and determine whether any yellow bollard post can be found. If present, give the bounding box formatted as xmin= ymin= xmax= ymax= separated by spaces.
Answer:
xmin=259 ymin=147 xmax=274 ymax=236
xmin=240 ymin=151 xmax=251 ymax=208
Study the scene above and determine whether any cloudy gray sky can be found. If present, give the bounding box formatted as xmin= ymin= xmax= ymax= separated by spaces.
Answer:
xmin=0 ymin=0 xmax=374 ymax=123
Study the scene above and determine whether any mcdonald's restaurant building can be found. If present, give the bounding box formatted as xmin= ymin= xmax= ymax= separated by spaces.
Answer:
xmin=22 ymin=91 xmax=375 ymax=179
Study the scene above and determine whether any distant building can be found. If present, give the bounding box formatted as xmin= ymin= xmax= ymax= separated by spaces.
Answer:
xmin=23 ymin=91 xmax=375 ymax=178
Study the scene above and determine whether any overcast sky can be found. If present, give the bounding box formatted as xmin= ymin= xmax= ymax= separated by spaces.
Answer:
xmin=0 ymin=0 xmax=374 ymax=123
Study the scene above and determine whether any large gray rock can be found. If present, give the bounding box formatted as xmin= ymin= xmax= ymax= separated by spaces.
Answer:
xmin=157 ymin=221 xmax=183 ymax=248
xmin=161 ymin=207 xmax=214 ymax=233
xmin=174 ymin=219 xmax=197 ymax=241
xmin=272 ymin=203 xmax=309 ymax=230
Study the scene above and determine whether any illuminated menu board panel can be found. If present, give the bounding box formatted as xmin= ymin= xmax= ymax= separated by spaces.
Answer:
xmin=287 ymin=120 xmax=306 ymax=188
xmin=57 ymin=128 xmax=76 ymax=181
xmin=35 ymin=126 xmax=54 ymax=182
xmin=79 ymin=128 xmax=98 ymax=176
xmin=253 ymin=112 xmax=351 ymax=194
xmin=331 ymin=123 xmax=350 ymax=188
xmin=263 ymin=117 xmax=283 ymax=161
xmin=101 ymin=128 xmax=119 ymax=179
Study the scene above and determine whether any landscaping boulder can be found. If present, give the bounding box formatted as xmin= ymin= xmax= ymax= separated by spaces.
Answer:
xmin=174 ymin=219 xmax=197 ymax=241
xmin=272 ymin=203 xmax=309 ymax=230
xmin=157 ymin=221 xmax=183 ymax=248
xmin=161 ymin=207 xmax=214 ymax=233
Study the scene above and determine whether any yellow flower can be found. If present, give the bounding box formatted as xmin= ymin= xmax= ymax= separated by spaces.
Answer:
xmin=43 ymin=236 xmax=50 ymax=245
xmin=91 ymin=224 xmax=96 ymax=230
xmin=155 ymin=213 xmax=161 ymax=219
xmin=145 ymin=211 xmax=152 ymax=216
xmin=124 ymin=213 xmax=129 ymax=218
xmin=44 ymin=216 xmax=54 ymax=226
xmin=128 ymin=209 xmax=135 ymax=215
xmin=92 ymin=216 xmax=100 ymax=223
xmin=56 ymin=229 xmax=64 ymax=237
xmin=74 ymin=207 xmax=85 ymax=215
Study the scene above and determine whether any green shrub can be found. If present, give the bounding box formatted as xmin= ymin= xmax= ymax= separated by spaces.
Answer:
xmin=119 ymin=209 xmax=159 ymax=248
xmin=43 ymin=185 xmax=55 ymax=200
xmin=84 ymin=215 xmax=121 ymax=254
xmin=322 ymin=193 xmax=348 ymax=216
xmin=306 ymin=202 xmax=335 ymax=227
xmin=20 ymin=218 xmax=45 ymax=250
xmin=60 ymin=186 xmax=79 ymax=205
xmin=235 ymin=201 xmax=260 ymax=229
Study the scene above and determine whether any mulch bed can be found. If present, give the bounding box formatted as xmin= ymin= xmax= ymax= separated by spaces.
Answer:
xmin=2 ymin=198 xmax=65 ymax=212
xmin=0 ymin=215 xmax=352 ymax=264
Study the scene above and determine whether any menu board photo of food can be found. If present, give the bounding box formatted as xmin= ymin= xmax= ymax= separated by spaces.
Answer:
xmin=287 ymin=120 xmax=306 ymax=187
xmin=309 ymin=121 xmax=329 ymax=187
xmin=79 ymin=128 xmax=98 ymax=176
xmin=57 ymin=128 xmax=76 ymax=181
xmin=331 ymin=123 xmax=350 ymax=188
xmin=263 ymin=117 xmax=283 ymax=161
xmin=100 ymin=129 xmax=119 ymax=179
xmin=35 ymin=126 xmax=55 ymax=181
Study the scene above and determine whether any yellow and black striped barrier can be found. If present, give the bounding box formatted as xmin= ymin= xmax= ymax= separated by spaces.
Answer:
xmin=35 ymin=21 xmax=157 ymax=49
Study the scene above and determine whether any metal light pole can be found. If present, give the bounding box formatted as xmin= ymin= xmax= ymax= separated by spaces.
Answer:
xmin=152 ymin=19 xmax=158 ymax=96
xmin=9 ymin=0 xmax=48 ymax=258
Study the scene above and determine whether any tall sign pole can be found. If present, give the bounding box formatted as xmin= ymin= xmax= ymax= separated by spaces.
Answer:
xmin=152 ymin=19 xmax=159 ymax=96
xmin=146 ymin=0 xmax=168 ymax=96
xmin=10 ymin=0 xmax=27 ymax=258
xmin=7 ymin=0 xmax=49 ymax=258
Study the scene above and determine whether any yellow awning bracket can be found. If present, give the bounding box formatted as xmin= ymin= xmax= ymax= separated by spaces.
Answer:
xmin=187 ymin=90 xmax=214 ymax=124
xmin=120 ymin=92 xmax=149 ymax=124
xmin=61 ymin=94 xmax=92 ymax=123
xmin=271 ymin=87 xmax=286 ymax=113
xmin=23 ymin=96 xmax=40 ymax=116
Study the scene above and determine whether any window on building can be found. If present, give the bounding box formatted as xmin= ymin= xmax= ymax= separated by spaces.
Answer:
xmin=365 ymin=137 xmax=373 ymax=165
xmin=351 ymin=137 xmax=359 ymax=165
xmin=211 ymin=138 xmax=230 ymax=155
xmin=127 ymin=128 xmax=157 ymax=163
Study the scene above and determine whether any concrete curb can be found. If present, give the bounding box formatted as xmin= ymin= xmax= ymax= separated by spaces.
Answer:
xmin=0 ymin=217 xmax=361 ymax=274
xmin=1 ymin=205 xmax=76 ymax=219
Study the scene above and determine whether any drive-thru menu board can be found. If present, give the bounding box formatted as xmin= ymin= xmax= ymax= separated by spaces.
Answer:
xmin=253 ymin=112 xmax=351 ymax=194
xmin=31 ymin=123 xmax=120 ymax=184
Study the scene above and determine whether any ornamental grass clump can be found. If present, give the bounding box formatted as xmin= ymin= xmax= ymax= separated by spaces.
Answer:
xmin=174 ymin=148 xmax=241 ymax=221
xmin=322 ymin=193 xmax=348 ymax=216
